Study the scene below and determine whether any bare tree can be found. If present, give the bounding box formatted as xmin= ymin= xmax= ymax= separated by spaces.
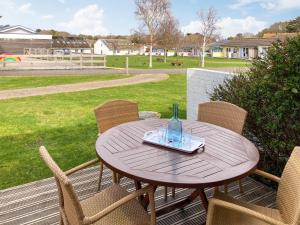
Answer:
xmin=156 ymin=14 xmax=181 ymax=63
xmin=197 ymin=7 xmax=218 ymax=67
xmin=135 ymin=0 xmax=170 ymax=68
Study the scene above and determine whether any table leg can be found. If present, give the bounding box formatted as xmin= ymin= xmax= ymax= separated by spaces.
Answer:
xmin=142 ymin=185 xmax=157 ymax=210
xmin=134 ymin=180 xmax=144 ymax=203
xmin=199 ymin=188 xmax=208 ymax=211
xmin=156 ymin=189 xmax=200 ymax=217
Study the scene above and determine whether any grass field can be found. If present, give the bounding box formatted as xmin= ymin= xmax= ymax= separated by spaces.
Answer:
xmin=106 ymin=55 xmax=251 ymax=69
xmin=0 ymin=74 xmax=186 ymax=189
xmin=0 ymin=74 xmax=130 ymax=91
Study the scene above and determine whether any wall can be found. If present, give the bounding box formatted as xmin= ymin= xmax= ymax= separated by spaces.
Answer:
xmin=0 ymin=39 xmax=52 ymax=54
xmin=94 ymin=40 xmax=113 ymax=55
xmin=187 ymin=68 xmax=236 ymax=120
xmin=0 ymin=33 xmax=52 ymax=40
xmin=212 ymin=52 xmax=223 ymax=57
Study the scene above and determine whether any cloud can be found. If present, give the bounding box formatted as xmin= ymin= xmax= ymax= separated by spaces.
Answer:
xmin=42 ymin=15 xmax=54 ymax=20
xmin=230 ymin=0 xmax=300 ymax=10
xmin=182 ymin=16 xmax=267 ymax=38
xmin=58 ymin=0 xmax=66 ymax=3
xmin=18 ymin=3 xmax=33 ymax=14
xmin=59 ymin=4 xmax=108 ymax=35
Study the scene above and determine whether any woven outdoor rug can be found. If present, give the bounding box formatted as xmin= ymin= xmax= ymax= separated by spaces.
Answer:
xmin=0 ymin=166 xmax=276 ymax=225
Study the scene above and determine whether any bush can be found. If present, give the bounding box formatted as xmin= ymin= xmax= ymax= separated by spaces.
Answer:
xmin=211 ymin=36 xmax=300 ymax=176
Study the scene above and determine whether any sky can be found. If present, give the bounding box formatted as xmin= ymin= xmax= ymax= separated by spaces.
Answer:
xmin=0 ymin=0 xmax=299 ymax=38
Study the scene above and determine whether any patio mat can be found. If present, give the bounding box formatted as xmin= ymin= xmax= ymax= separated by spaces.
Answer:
xmin=0 ymin=166 xmax=276 ymax=225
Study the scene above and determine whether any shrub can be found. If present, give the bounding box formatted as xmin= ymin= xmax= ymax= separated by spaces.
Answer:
xmin=211 ymin=36 xmax=300 ymax=176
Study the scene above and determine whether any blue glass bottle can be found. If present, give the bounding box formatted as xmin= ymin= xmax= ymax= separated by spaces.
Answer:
xmin=167 ymin=103 xmax=182 ymax=145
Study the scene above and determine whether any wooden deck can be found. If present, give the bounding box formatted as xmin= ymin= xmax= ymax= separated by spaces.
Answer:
xmin=0 ymin=166 xmax=276 ymax=225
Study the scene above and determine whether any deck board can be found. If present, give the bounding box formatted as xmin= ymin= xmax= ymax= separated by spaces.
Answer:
xmin=0 ymin=166 xmax=276 ymax=225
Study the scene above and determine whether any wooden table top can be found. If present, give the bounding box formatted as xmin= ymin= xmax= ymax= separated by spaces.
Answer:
xmin=96 ymin=119 xmax=259 ymax=188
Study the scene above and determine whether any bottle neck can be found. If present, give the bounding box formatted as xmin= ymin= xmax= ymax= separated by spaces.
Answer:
xmin=173 ymin=103 xmax=178 ymax=119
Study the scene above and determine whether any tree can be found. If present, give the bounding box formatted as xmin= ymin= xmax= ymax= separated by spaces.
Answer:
xmin=135 ymin=0 xmax=170 ymax=68
xmin=286 ymin=16 xmax=300 ymax=32
xmin=156 ymin=14 xmax=181 ymax=63
xmin=197 ymin=7 xmax=218 ymax=67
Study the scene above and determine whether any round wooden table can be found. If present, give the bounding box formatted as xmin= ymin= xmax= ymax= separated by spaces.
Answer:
xmin=96 ymin=119 xmax=259 ymax=213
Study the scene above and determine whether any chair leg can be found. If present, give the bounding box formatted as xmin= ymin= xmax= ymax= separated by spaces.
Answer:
xmin=59 ymin=216 xmax=64 ymax=225
xmin=149 ymin=186 xmax=157 ymax=225
xmin=214 ymin=186 xmax=219 ymax=194
xmin=164 ymin=186 xmax=168 ymax=200
xmin=224 ymin=184 xmax=228 ymax=194
xmin=97 ymin=160 xmax=104 ymax=191
xmin=112 ymin=171 xmax=118 ymax=183
xmin=171 ymin=187 xmax=175 ymax=198
xmin=238 ymin=179 xmax=244 ymax=193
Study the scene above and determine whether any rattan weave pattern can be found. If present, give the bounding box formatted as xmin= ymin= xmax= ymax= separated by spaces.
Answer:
xmin=198 ymin=101 xmax=247 ymax=135
xmin=206 ymin=147 xmax=300 ymax=225
xmin=81 ymin=185 xmax=150 ymax=225
xmin=39 ymin=147 xmax=153 ymax=225
xmin=94 ymin=100 xmax=139 ymax=134
xmin=277 ymin=147 xmax=300 ymax=224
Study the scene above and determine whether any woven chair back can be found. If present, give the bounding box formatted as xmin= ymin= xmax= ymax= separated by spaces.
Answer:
xmin=277 ymin=147 xmax=300 ymax=224
xmin=198 ymin=101 xmax=247 ymax=134
xmin=94 ymin=100 xmax=139 ymax=133
xmin=39 ymin=146 xmax=84 ymax=225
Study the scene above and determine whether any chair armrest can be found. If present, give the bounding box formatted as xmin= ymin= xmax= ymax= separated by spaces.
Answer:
xmin=206 ymin=198 xmax=286 ymax=225
xmin=65 ymin=158 xmax=100 ymax=176
xmin=254 ymin=169 xmax=281 ymax=183
xmin=83 ymin=185 xmax=155 ymax=225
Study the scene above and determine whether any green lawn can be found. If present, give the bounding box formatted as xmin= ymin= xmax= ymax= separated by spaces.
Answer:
xmin=0 ymin=74 xmax=131 ymax=91
xmin=0 ymin=74 xmax=186 ymax=189
xmin=107 ymin=55 xmax=251 ymax=69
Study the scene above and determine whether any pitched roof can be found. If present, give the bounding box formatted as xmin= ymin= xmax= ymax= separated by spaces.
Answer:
xmin=52 ymin=36 xmax=91 ymax=48
xmin=207 ymin=40 xmax=230 ymax=48
xmin=0 ymin=25 xmax=36 ymax=34
xmin=101 ymin=39 xmax=141 ymax=50
xmin=209 ymin=38 xmax=277 ymax=48
xmin=224 ymin=38 xmax=275 ymax=47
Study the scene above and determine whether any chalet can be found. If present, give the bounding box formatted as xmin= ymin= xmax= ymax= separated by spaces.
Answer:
xmin=0 ymin=25 xmax=52 ymax=54
xmin=209 ymin=33 xmax=299 ymax=59
xmin=94 ymin=39 xmax=145 ymax=55
xmin=209 ymin=38 xmax=276 ymax=59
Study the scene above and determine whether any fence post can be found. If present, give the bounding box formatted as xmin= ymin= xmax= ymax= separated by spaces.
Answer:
xmin=80 ymin=53 xmax=83 ymax=69
xmin=103 ymin=55 xmax=106 ymax=68
xmin=91 ymin=54 xmax=93 ymax=67
xmin=126 ymin=56 xmax=129 ymax=75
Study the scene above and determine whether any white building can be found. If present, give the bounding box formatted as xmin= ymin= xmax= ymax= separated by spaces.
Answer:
xmin=0 ymin=25 xmax=52 ymax=40
xmin=94 ymin=39 xmax=144 ymax=55
xmin=0 ymin=25 xmax=52 ymax=54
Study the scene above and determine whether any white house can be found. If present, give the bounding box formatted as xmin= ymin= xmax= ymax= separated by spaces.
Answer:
xmin=94 ymin=39 xmax=144 ymax=55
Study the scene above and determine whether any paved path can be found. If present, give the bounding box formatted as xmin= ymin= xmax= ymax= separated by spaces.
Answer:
xmin=0 ymin=73 xmax=169 ymax=100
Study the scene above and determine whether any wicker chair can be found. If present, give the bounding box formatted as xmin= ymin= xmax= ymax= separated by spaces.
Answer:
xmin=199 ymin=101 xmax=247 ymax=194
xmin=166 ymin=101 xmax=247 ymax=198
xmin=206 ymin=146 xmax=300 ymax=225
xmin=94 ymin=100 xmax=140 ymax=190
xmin=39 ymin=146 xmax=156 ymax=225
xmin=198 ymin=101 xmax=248 ymax=193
